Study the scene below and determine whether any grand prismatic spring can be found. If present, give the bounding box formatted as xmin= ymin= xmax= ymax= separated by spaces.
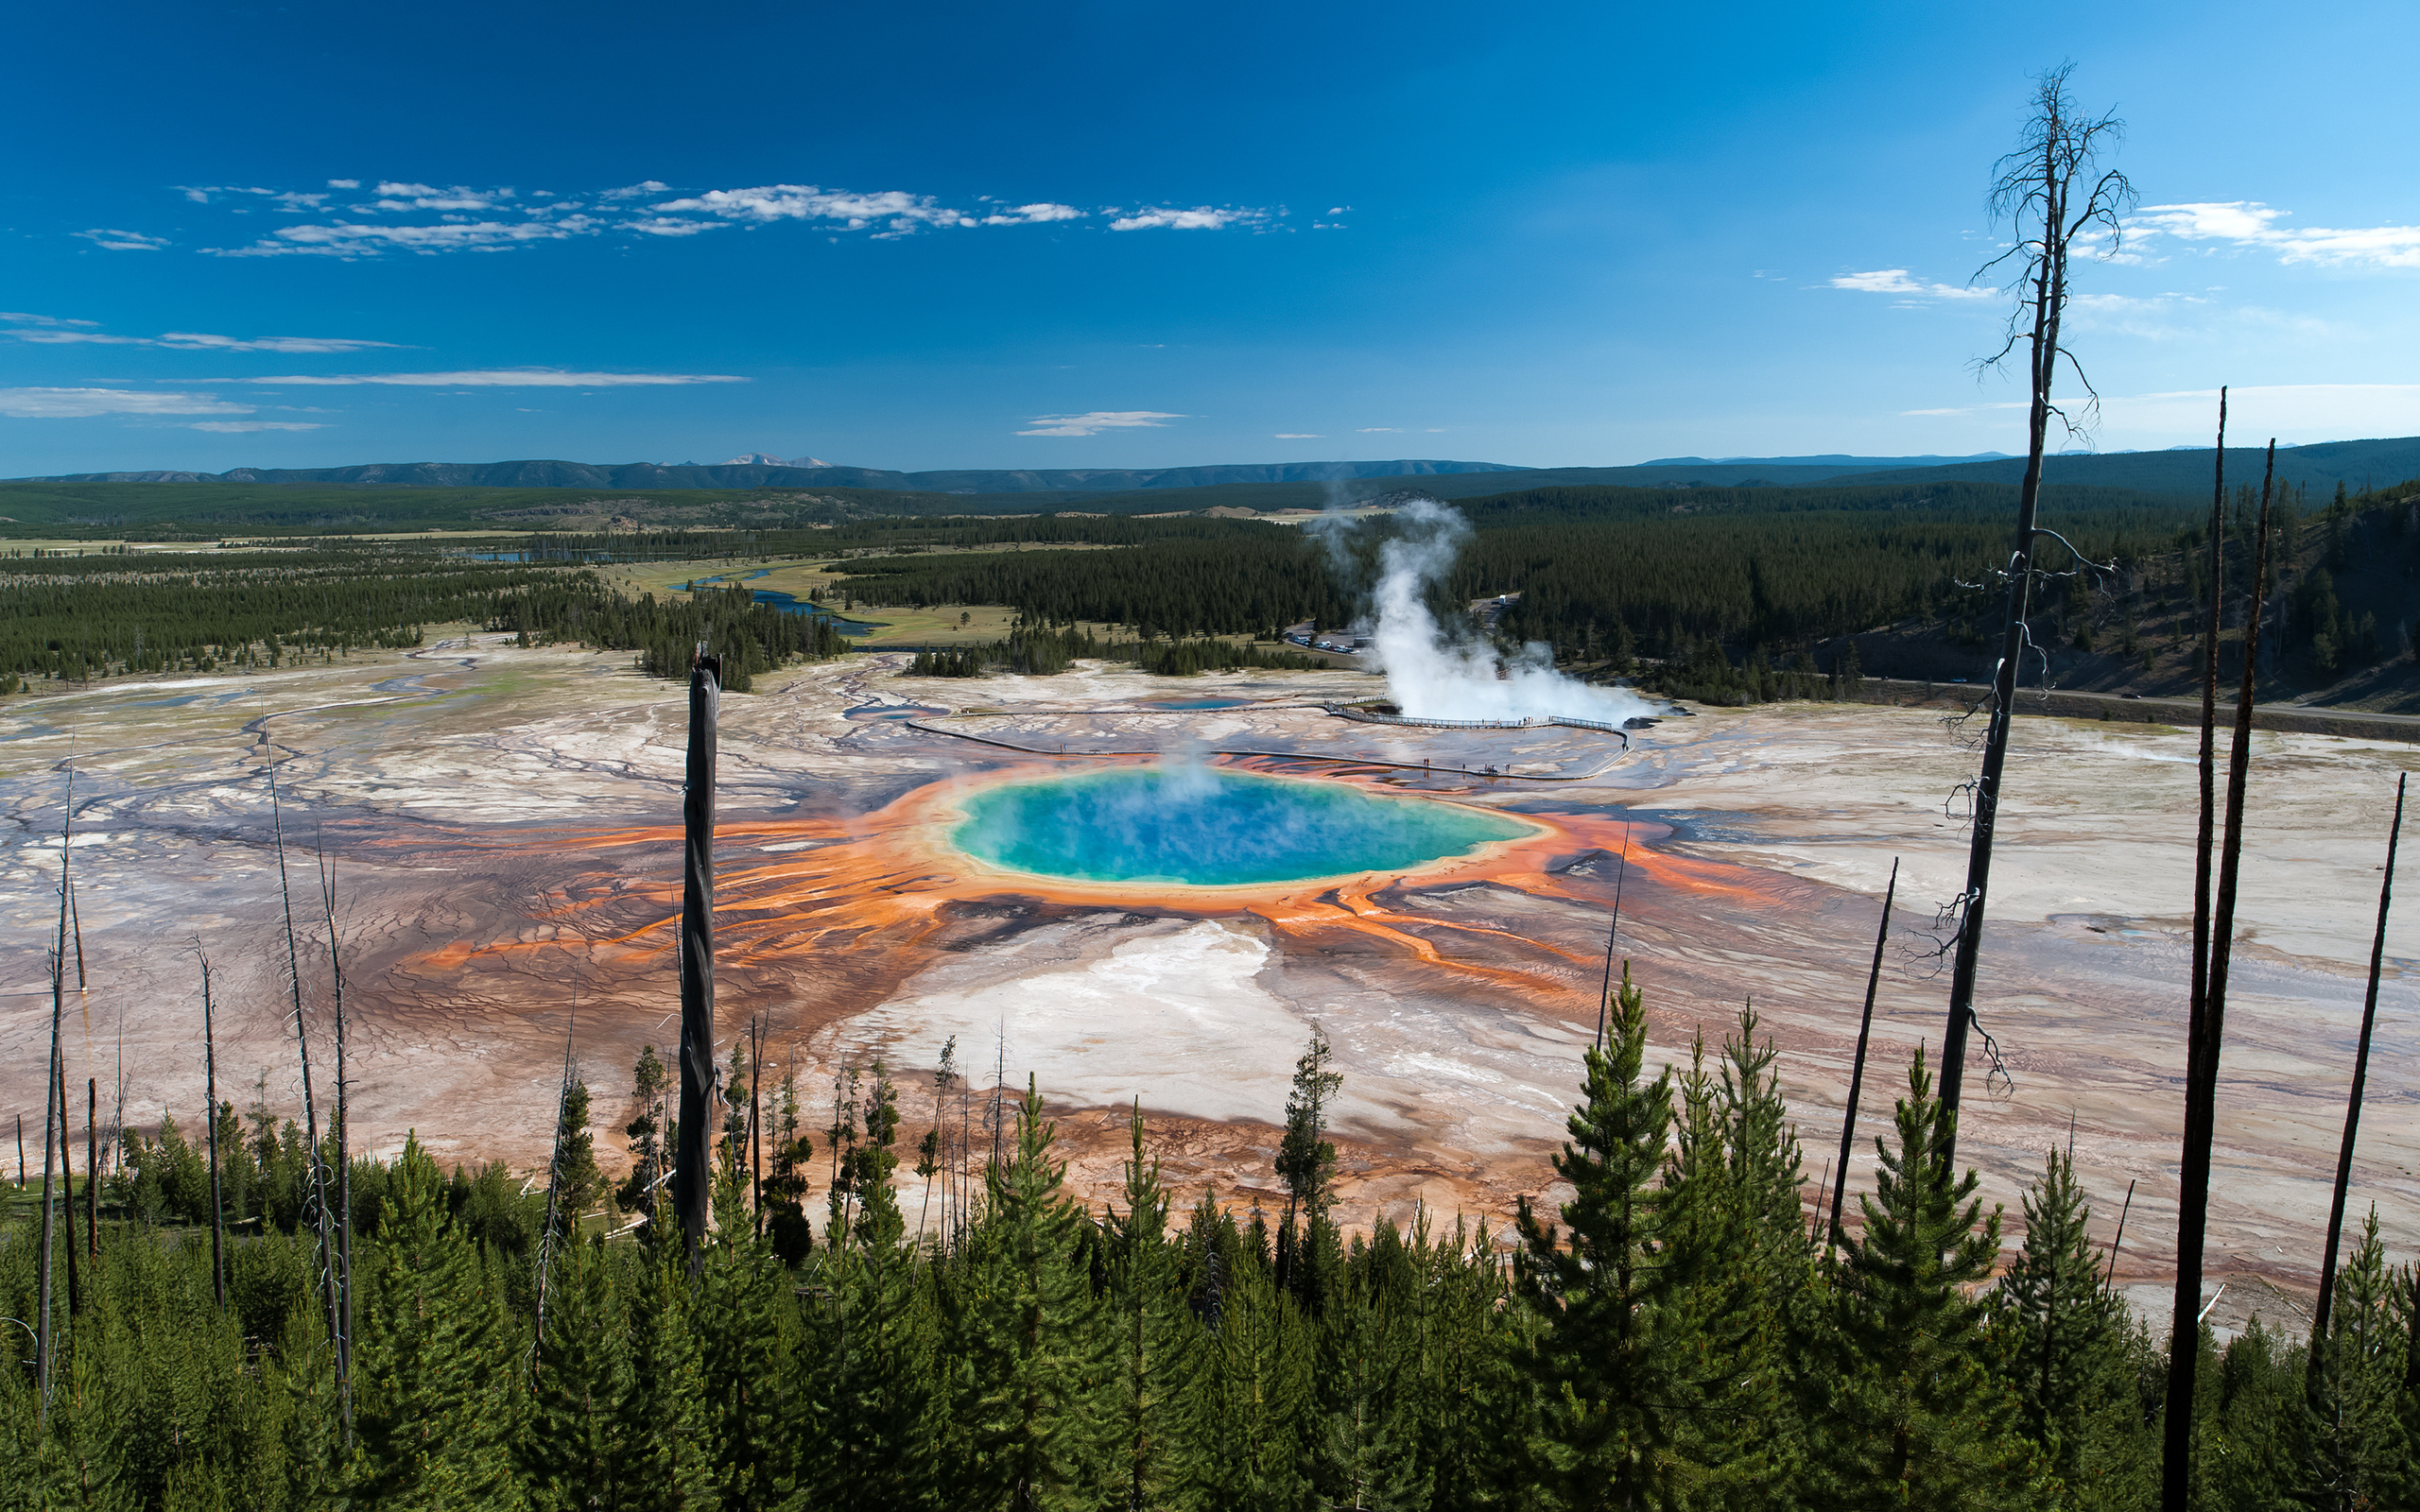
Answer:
xmin=2 ymin=636 xmax=2415 ymax=1334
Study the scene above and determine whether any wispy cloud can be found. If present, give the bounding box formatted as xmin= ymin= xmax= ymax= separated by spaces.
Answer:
xmin=188 ymin=420 xmax=326 ymax=432
xmin=213 ymin=369 xmax=747 ymax=387
xmin=1016 ymin=410 xmax=1184 ymax=437
xmin=1274 ymin=433 xmax=1322 ymax=438
xmin=1828 ymin=268 xmax=1995 ymax=301
xmin=0 ymin=387 xmax=252 ymax=419
xmin=1356 ymin=426 xmax=1402 ymax=433
xmin=1108 ymin=206 xmax=1269 ymax=232
xmin=2129 ymin=201 xmax=2420 ymax=269
xmin=77 ymin=229 xmax=172 ymax=251
xmin=2 ymin=315 xmax=399 ymax=352
xmin=174 ymin=176 xmax=1273 ymax=256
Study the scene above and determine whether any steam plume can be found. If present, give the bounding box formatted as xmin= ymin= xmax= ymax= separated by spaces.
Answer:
xmin=1338 ymin=499 xmax=1654 ymax=725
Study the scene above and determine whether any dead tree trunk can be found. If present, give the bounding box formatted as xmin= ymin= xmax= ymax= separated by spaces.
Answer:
xmin=2308 ymin=772 xmax=2407 ymax=1380
xmin=36 ymin=946 xmax=60 ymax=1420
xmin=532 ymin=1004 xmax=579 ymax=1366
xmin=2161 ymin=440 xmax=2275 ymax=1511
xmin=2105 ymin=1177 xmax=2136 ymax=1294
xmin=55 ymin=1046 xmax=78 ymax=1317
xmin=200 ymin=949 xmax=226 ymax=1314
xmin=319 ymin=850 xmax=354 ymax=1436
xmin=1828 ymin=858 xmax=1898 ymax=1251
xmin=675 ymin=647 xmax=722 ymax=1270
xmin=1940 ymin=67 xmax=2134 ymax=1147
xmin=268 ymin=755 xmax=342 ymax=1362
xmin=84 ymin=1078 xmax=96 ymax=1264
xmin=1592 ymin=827 xmax=1634 ymax=1054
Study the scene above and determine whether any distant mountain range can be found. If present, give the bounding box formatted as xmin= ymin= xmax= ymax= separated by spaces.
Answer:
xmin=20 ymin=437 xmax=2420 ymax=503
xmin=19 ymin=456 xmax=1528 ymax=493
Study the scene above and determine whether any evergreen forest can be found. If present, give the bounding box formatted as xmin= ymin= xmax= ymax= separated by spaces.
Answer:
xmin=6 ymin=975 xmax=2414 ymax=1509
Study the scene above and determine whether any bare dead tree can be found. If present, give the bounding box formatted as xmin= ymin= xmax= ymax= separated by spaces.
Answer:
xmin=1938 ymin=64 xmax=2135 ymax=1144
xmin=2105 ymin=1177 xmax=2136 ymax=1296
xmin=532 ymin=996 xmax=580 ymax=1370
xmin=1828 ymin=858 xmax=1899 ymax=1253
xmin=84 ymin=1078 xmax=96 ymax=1266
xmin=36 ymin=944 xmax=60 ymax=1420
xmin=316 ymin=844 xmax=354 ymax=1439
xmin=2161 ymin=440 xmax=2276 ymax=1511
xmin=1592 ymin=826 xmax=1634 ymax=1054
xmin=675 ymin=644 xmax=722 ymax=1271
xmin=2308 ymin=772 xmax=2407 ymax=1386
xmin=54 ymin=1032 xmax=78 ymax=1318
xmin=749 ymin=1014 xmax=765 ymax=1236
xmin=267 ymin=749 xmax=342 ymax=1365
xmin=199 ymin=946 xmax=227 ymax=1314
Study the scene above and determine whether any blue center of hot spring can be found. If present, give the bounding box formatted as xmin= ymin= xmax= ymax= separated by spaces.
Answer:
xmin=949 ymin=766 xmax=1530 ymax=885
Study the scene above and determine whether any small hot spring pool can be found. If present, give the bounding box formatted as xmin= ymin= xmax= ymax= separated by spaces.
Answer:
xmin=949 ymin=766 xmax=1530 ymax=886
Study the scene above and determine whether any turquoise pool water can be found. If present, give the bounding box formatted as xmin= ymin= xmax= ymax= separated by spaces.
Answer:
xmin=950 ymin=767 xmax=1530 ymax=885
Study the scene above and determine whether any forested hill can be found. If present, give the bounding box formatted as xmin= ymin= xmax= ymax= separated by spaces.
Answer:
xmin=19 ymin=456 xmax=1526 ymax=494
xmin=1825 ymin=435 xmax=2420 ymax=494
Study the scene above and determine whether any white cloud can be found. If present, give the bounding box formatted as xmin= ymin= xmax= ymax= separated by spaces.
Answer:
xmin=0 ymin=312 xmax=99 ymax=327
xmin=1016 ymin=410 xmax=1184 ymax=437
xmin=156 ymin=332 xmax=399 ymax=352
xmin=0 ymin=387 xmax=251 ymax=419
xmin=3 ymin=318 xmax=397 ymax=352
xmin=215 ymin=369 xmax=747 ymax=387
xmin=13 ymin=330 xmax=148 ymax=345
xmin=213 ymin=215 xmax=603 ymax=257
xmin=141 ymin=176 xmax=1266 ymax=257
xmin=187 ymin=421 xmax=326 ymax=432
xmin=981 ymin=202 xmax=1083 ymax=226
xmin=1274 ymin=433 xmax=1322 ymax=438
xmin=1829 ymin=268 xmax=1995 ymax=301
xmin=1108 ymin=206 xmax=1265 ymax=232
xmin=2132 ymin=200 xmax=2420 ymax=269
xmin=77 ymin=229 xmax=171 ymax=251
xmin=1356 ymin=426 xmax=1402 ymax=433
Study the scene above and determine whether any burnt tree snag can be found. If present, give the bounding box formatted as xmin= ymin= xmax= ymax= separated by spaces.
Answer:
xmin=1940 ymin=65 xmax=2134 ymax=1146
xmin=1828 ymin=858 xmax=1898 ymax=1253
xmin=2161 ymin=439 xmax=2275 ymax=1511
xmin=675 ymin=645 xmax=722 ymax=1270
xmin=2308 ymin=772 xmax=2407 ymax=1380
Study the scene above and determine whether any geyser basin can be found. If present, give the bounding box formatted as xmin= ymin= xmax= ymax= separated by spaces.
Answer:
xmin=950 ymin=766 xmax=1531 ymax=886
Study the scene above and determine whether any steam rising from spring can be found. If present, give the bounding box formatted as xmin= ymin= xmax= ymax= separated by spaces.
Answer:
xmin=1321 ymin=498 xmax=1655 ymax=725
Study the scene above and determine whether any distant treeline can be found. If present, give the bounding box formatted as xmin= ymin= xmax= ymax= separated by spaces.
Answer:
xmin=489 ymin=578 xmax=849 ymax=692
xmin=909 ymin=626 xmax=1324 ymax=679
xmin=0 ymin=550 xmax=557 ymax=685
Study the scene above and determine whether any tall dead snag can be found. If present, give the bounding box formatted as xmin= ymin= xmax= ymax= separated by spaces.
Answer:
xmin=85 ymin=1079 xmax=96 ymax=1264
xmin=1828 ymin=858 xmax=1899 ymax=1252
xmin=317 ymin=847 xmax=354 ymax=1435
xmin=55 ymin=1037 xmax=79 ymax=1317
xmin=1939 ymin=65 xmax=2135 ymax=1144
xmin=675 ymin=645 xmax=723 ymax=1269
xmin=199 ymin=947 xmax=227 ymax=1314
xmin=2160 ymin=440 xmax=2276 ymax=1512
xmin=267 ymin=749 xmax=343 ymax=1374
xmin=532 ymin=1001 xmax=579 ymax=1366
xmin=2308 ymin=773 xmax=2407 ymax=1381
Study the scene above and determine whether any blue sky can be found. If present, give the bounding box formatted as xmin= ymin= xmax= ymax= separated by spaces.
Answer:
xmin=5 ymin=0 xmax=2417 ymax=476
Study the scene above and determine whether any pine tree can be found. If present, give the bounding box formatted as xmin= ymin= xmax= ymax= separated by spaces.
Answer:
xmin=351 ymin=1134 xmax=523 ymax=1508
xmin=1814 ymin=1050 xmax=2037 ymax=1509
xmin=619 ymin=1045 xmax=670 ymax=1216
xmin=1191 ymin=1247 xmax=1317 ymax=1510
xmin=950 ymin=1078 xmax=1115 ymax=1510
xmin=2299 ymin=1207 xmax=2408 ymax=1507
xmin=1514 ymin=964 xmax=1681 ymax=1508
xmin=618 ymin=1253 xmax=714 ymax=1511
xmin=697 ymin=1166 xmax=788 ymax=1509
xmin=799 ymin=1240 xmax=944 ymax=1509
xmin=1105 ymin=1103 xmax=1193 ymax=1509
xmin=1990 ymin=1146 xmax=2149 ymax=1505
xmin=522 ymin=1239 xmax=631 ymax=1511
xmin=553 ymin=1075 xmax=602 ymax=1219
